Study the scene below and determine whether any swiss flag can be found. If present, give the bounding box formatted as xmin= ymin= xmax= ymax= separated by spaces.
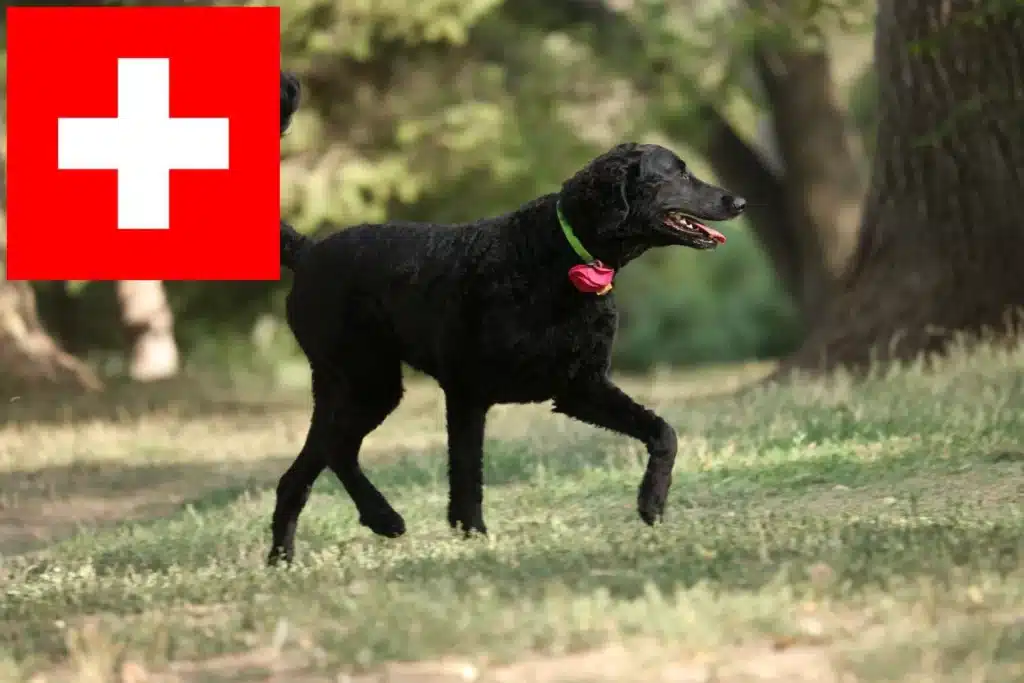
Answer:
xmin=4 ymin=6 xmax=281 ymax=281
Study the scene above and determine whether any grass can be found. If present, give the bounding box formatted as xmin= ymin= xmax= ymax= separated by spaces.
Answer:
xmin=1 ymin=350 xmax=1023 ymax=682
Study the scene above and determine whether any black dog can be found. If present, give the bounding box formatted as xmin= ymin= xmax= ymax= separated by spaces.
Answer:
xmin=269 ymin=133 xmax=745 ymax=564
xmin=279 ymin=71 xmax=301 ymax=260
xmin=280 ymin=71 xmax=300 ymax=136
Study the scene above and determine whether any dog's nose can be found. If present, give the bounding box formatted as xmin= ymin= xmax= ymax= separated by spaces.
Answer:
xmin=724 ymin=195 xmax=746 ymax=213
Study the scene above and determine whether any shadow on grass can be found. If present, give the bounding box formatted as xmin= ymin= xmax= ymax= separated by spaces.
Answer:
xmin=5 ymin=425 xmax=1022 ymax=555
xmin=370 ymin=514 xmax=1024 ymax=600
xmin=8 ymin=428 xmax=1024 ymax=540
xmin=0 ymin=457 xmax=290 ymax=555
xmin=15 ymin=437 xmax=1016 ymax=580
xmin=2 ymin=376 xmax=309 ymax=426
xmin=20 ymin=488 xmax=1024 ymax=643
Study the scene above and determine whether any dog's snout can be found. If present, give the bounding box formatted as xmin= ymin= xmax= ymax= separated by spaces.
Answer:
xmin=723 ymin=195 xmax=746 ymax=214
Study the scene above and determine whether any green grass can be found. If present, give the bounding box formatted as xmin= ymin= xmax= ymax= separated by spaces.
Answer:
xmin=1 ymin=350 xmax=1023 ymax=682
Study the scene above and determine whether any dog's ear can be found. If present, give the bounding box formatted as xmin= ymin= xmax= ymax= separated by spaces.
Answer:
xmin=638 ymin=147 xmax=676 ymax=179
xmin=614 ymin=158 xmax=642 ymax=219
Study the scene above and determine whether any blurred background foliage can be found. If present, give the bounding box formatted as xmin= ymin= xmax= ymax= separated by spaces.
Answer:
xmin=2 ymin=0 xmax=881 ymax=381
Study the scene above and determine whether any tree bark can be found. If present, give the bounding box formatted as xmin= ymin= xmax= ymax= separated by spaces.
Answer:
xmin=0 ymin=279 xmax=103 ymax=394
xmin=752 ymin=34 xmax=867 ymax=323
xmin=0 ymin=123 xmax=102 ymax=393
xmin=688 ymin=105 xmax=803 ymax=307
xmin=780 ymin=0 xmax=1024 ymax=375
xmin=0 ymin=133 xmax=102 ymax=394
xmin=115 ymin=280 xmax=180 ymax=382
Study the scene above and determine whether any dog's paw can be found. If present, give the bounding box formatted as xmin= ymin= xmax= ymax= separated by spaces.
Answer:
xmin=452 ymin=519 xmax=488 ymax=538
xmin=637 ymin=499 xmax=664 ymax=526
xmin=267 ymin=544 xmax=293 ymax=567
xmin=359 ymin=507 xmax=407 ymax=538
xmin=637 ymin=477 xmax=668 ymax=526
xmin=448 ymin=504 xmax=487 ymax=537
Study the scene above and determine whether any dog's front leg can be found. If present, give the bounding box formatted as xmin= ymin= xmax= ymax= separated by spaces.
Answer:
xmin=444 ymin=393 xmax=490 ymax=536
xmin=553 ymin=376 xmax=677 ymax=525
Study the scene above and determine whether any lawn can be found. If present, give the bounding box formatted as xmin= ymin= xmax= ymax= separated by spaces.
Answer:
xmin=1 ymin=349 xmax=1023 ymax=682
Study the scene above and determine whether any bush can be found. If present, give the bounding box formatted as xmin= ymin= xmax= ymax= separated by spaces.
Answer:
xmin=612 ymin=220 xmax=802 ymax=371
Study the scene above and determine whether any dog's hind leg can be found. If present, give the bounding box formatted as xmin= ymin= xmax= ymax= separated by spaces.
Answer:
xmin=322 ymin=358 xmax=406 ymax=540
xmin=552 ymin=376 xmax=678 ymax=526
xmin=268 ymin=369 xmax=332 ymax=565
xmin=268 ymin=361 xmax=405 ymax=565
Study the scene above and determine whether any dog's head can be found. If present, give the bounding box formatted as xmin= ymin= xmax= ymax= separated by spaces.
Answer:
xmin=559 ymin=143 xmax=746 ymax=265
xmin=280 ymin=71 xmax=301 ymax=136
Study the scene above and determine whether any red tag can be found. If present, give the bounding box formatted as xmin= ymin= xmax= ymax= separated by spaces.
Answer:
xmin=5 ymin=6 xmax=281 ymax=280
xmin=568 ymin=261 xmax=615 ymax=295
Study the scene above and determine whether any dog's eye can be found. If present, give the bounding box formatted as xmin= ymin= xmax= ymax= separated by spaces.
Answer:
xmin=677 ymin=160 xmax=687 ymax=175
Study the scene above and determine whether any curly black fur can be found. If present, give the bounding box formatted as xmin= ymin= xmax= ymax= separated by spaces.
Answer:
xmin=270 ymin=78 xmax=746 ymax=564
xmin=279 ymin=71 xmax=306 ymax=267
xmin=280 ymin=71 xmax=300 ymax=136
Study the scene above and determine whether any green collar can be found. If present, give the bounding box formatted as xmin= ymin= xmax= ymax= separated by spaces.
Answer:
xmin=556 ymin=200 xmax=597 ymax=263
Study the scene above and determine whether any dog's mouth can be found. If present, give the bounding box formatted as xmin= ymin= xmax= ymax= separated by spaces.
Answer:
xmin=662 ymin=212 xmax=727 ymax=246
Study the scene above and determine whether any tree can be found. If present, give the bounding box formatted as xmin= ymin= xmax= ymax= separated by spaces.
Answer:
xmin=742 ymin=0 xmax=869 ymax=323
xmin=1 ymin=0 xmax=871 ymax=374
xmin=115 ymin=280 xmax=179 ymax=381
xmin=781 ymin=0 xmax=1024 ymax=374
xmin=0 ymin=130 xmax=102 ymax=393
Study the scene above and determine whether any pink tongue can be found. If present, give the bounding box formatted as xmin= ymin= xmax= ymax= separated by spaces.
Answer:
xmin=696 ymin=222 xmax=727 ymax=244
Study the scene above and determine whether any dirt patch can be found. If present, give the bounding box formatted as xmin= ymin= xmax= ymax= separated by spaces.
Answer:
xmin=0 ymin=463 xmax=280 ymax=554
xmin=757 ymin=467 xmax=1024 ymax=519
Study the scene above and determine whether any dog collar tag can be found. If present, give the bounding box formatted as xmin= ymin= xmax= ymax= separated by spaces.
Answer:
xmin=568 ymin=261 xmax=615 ymax=295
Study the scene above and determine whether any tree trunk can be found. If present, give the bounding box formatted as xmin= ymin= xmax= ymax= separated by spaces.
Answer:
xmin=115 ymin=280 xmax=180 ymax=382
xmin=686 ymin=105 xmax=803 ymax=306
xmin=0 ymin=133 xmax=102 ymax=393
xmin=780 ymin=0 xmax=1024 ymax=375
xmin=0 ymin=279 xmax=104 ymax=394
xmin=752 ymin=35 xmax=867 ymax=324
xmin=672 ymin=34 xmax=867 ymax=326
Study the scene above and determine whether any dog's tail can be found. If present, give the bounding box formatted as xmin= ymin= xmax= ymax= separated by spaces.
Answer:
xmin=281 ymin=220 xmax=311 ymax=271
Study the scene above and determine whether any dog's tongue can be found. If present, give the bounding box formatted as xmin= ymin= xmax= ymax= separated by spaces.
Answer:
xmin=701 ymin=224 xmax=727 ymax=244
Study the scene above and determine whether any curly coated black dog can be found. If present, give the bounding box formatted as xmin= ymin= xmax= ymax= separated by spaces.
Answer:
xmin=269 ymin=77 xmax=746 ymax=565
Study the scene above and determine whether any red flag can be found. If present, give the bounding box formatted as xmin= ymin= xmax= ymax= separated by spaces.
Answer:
xmin=5 ymin=6 xmax=281 ymax=280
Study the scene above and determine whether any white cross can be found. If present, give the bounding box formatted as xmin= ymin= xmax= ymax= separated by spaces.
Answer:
xmin=57 ymin=58 xmax=230 ymax=230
